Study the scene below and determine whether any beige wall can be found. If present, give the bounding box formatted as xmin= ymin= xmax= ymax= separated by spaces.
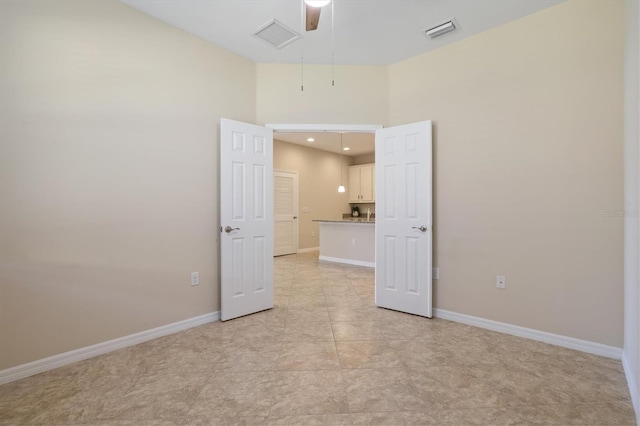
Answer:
xmin=274 ymin=140 xmax=352 ymax=249
xmin=256 ymin=64 xmax=388 ymax=126
xmin=0 ymin=0 xmax=629 ymax=373
xmin=389 ymin=0 xmax=625 ymax=347
xmin=0 ymin=0 xmax=256 ymax=369
xmin=623 ymin=0 xmax=640 ymax=415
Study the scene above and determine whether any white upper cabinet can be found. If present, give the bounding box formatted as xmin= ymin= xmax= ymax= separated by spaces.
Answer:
xmin=348 ymin=163 xmax=375 ymax=203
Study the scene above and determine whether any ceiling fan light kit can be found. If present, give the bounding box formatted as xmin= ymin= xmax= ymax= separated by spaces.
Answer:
xmin=304 ymin=0 xmax=331 ymax=7
xmin=301 ymin=0 xmax=335 ymax=89
xmin=305 ymin=0 xmax=331 ymax=31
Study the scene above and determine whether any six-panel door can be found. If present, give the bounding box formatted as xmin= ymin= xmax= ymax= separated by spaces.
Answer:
xmin=374 ymin=121 xmax=432 ymax=318
xmin=220 ymin=118 xmax=274 ymax=321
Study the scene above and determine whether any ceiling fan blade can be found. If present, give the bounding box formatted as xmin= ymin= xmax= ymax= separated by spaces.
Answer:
xmin=306 ymin=4 xmax=321 ymax=31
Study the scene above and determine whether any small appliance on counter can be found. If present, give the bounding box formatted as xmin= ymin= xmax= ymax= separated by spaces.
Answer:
xmin=351 ymin=206 xmax=360 ymax=217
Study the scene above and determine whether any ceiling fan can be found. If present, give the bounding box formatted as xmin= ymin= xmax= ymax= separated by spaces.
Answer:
xmin=305 ymin=0 xmax=331 ymax=31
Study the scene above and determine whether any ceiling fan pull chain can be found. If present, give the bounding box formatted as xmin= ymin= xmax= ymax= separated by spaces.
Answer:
xmin=331 ymin=0 xmax=335 ymax=87
xmin=301 ymin=0 xmax=304 ymax=91
xmin=332 ymin=53 xmax=335 ymax=87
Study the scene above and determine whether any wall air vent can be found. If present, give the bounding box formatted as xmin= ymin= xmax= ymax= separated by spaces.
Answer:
xmin=423 ymin=18 xmax=459 ymax=39
xmin=253 ymin=19 xmax=302 ymax=49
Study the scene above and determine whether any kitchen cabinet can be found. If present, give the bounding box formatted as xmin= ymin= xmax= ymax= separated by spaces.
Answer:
xmin=348 ymin=163 xmax=375 ymax=203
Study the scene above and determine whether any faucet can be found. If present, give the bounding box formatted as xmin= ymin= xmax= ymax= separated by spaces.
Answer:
xmin=367 ymin=208 xmax=371 ymax=221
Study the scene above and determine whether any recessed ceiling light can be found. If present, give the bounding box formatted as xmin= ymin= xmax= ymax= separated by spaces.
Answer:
xmin=343 ymin=147 xmax=350 ymax=151
xmin=307 ymin=138 xmax=315 ymax=142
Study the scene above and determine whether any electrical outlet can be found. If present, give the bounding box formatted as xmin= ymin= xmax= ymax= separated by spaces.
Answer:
xmin=496 ymin=275 xmax=505 ymax=289
xmin=311 ymin=231 xmax=316 ymax=237
xmin=352 ymin=238 xmax=357 ymax=246
xmin=191 ymin=272 xmax=200 ymax=286
xmin=433 ymin=267 xmax=440 ymax=280
xmin=302 ymin=207 xmax=309 ymax=213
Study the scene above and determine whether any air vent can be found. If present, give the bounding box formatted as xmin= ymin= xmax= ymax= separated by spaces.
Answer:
xmin=253 ymin=19 xmax=302 ymax=49
xmin=423 ymin=18 xmax=458 ymax=39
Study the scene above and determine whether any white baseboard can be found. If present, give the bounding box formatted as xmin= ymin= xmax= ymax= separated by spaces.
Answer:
xmin=434 ymin=308 xmax=623 ymax=360
xmin=622 ymin=352 xmax=640 ymax=424
xmin=0 ymin=311 xmax=220 ymax=386
xmin=319 ymin=255 xmax=375 ymax=268
xmin=298 ymin=247 xmax=319 ymax=253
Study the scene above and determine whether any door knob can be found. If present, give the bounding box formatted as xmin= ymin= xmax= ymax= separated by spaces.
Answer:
xmin=412 ymin=226 xmax=428 ymax=232
xmin=224 ymin=226 xmax=240 ymax=233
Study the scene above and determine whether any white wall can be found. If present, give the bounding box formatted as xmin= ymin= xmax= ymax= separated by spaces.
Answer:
xmin=0 ymin=0 xmax=256 ymax=369
xmin=388 ymin=0 xmax=624 ymax=347
xmin=623 ymin=0 xmax=640 ymax=418
xmin=318 ymin=222 xmax=375 ymax=264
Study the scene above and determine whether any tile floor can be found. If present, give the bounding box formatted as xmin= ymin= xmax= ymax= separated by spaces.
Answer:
xmin=0 ymin=252 xmax=636 ymax=425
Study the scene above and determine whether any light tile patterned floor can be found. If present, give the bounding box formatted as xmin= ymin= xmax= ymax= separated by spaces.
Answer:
xmin=0 ymin=252 xmax=635 ymax=425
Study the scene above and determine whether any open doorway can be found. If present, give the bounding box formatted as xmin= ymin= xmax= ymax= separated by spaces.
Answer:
xmin=270 ymin=125 xmax=380 ymax=257
xmin=220 ymin=119 xmax=432 ymax=321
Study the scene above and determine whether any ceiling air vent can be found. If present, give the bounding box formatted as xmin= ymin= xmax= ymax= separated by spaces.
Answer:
xmin=423 ymin=18 xmax=458 ymax=39
xmin=253 ymin=19 xmax=302 ymax=49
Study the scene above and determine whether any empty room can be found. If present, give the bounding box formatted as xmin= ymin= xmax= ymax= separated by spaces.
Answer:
xmin=1 ymin=0 xmax=640 ymax=424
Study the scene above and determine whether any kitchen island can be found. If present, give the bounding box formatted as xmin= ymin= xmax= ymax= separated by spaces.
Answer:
xmin=312 ymin=219 xmax=375 ymax=267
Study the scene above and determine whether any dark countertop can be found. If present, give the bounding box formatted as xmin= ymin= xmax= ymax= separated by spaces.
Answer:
xmin=312 ymin=219 xmax=375 ymax=224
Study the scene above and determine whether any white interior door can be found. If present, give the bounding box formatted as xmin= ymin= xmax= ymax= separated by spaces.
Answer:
xmin=274 ymin=170 xmax=298 ymax=256
xmin=220 ymin=118 xmax=274 ymax=321
xmin=374 ymin=121 xmax=432 ymax=317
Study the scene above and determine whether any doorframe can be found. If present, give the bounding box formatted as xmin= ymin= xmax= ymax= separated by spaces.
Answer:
xmin=267 ymin=124 xmax=383 ymax=133
xmin=268 ymin=123 xmax=383 ymax=258
xmin=274 ymin=168 xmax=300 ymax=255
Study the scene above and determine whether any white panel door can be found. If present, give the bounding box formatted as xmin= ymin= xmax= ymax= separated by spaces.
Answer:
xmin=374 ymin=121 xmax=432 ymax=317
xmin=274 ymin=170 xmax=298 ymax=256
xmin=220 ymin=118 xmax=274 ymax=321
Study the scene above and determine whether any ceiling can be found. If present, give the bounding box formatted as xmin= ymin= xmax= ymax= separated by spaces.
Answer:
xmin=275 ymin=132 xmax=374 ymax=156
xmin=120 ymin=0 xmax=564 ymax=65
